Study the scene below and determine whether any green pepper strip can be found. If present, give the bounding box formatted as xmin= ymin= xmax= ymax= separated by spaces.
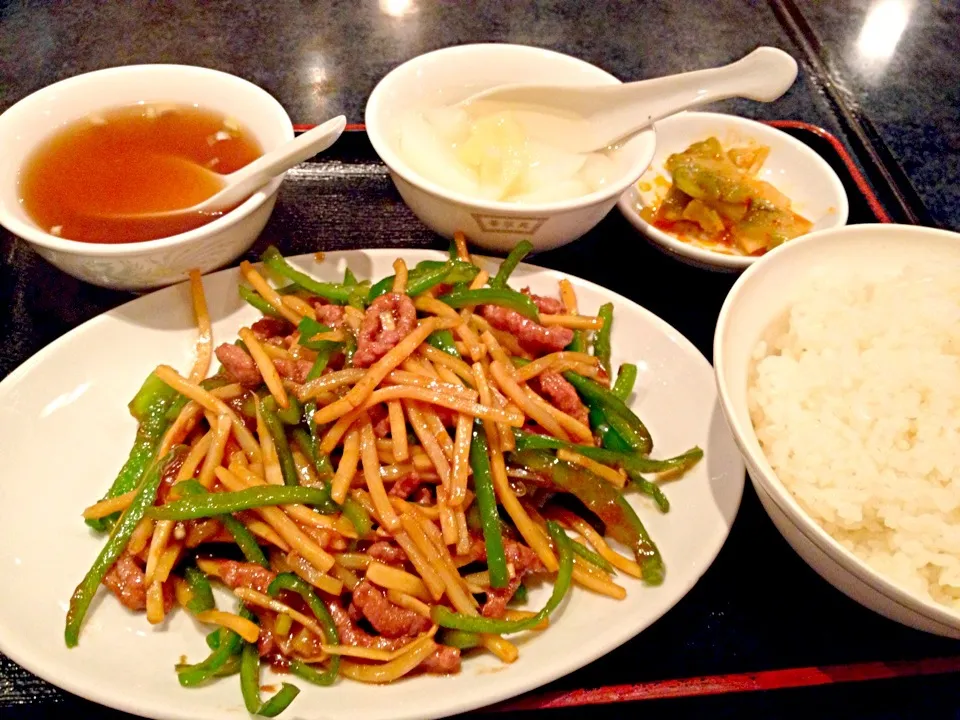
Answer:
xmin=511 ymin=583 xmax=528 ymax=605
xmin=268 ymin=573 xmax=340 ymax=685
xmin=87 ymin=373 xmax=179 ymax=532
xmin=176 ymin=653 xmax=242 ymax=678
xmin=407 ymin=261 xmax=458 ymax=296
xmin=206 ymin=629 xmax=221 ymax=650
xmin=611 ymin=363 xmax=637 ymax=401
xmin=432 ymin=521 xmax=573 ymax=633
xmin=215 ymin=655 xmax=242 ymax=677
xmin=368 ymin=259 xmax=467 ymax=302
xmin=262 ymin=246 xmax=352 ymax=304
xmin=146 ymin=486 xmax=333 ymax=521
xmin=289 ymin=660 xmax=338 ymax=688
xmin=293 ymin=423 xmax=361 ymax=537
xmin=174 ymin=480 xmax=271 ymax=567
xmin=584 ymin=403 xmax=670 ymax=512
xmin=511 ymin=450 xmax=665 ymax=585
xmin=562 ymin=371 xmax=652 ymax=454
xmin=292 ymin=426 xmax=334 ymax=482
xmin=223 ymin=513 xmax=271 ymax=566
xmin=438 ymin=288 xmax=540 ymax=321
xmin=298 ymin=317 xmax=340 ymax=381
xmin=287 ymin=431 xmax=347 ymax=521
xmin=257 ymin=684 xmax=301 ymax=717
xmin=305 ymin=353 xmax=328 ymax=382
xmin=341 ymin=269 xmax=372 ymax=310
xmin=565 ymin=329 xmax=587 ymax=353
xmin=569 ymin=540 xmax=616 ymax=573
xmin=178 ymin=625 xmax=245 ymax=687
xmin=278 ymin=397 xmax=303 ymax=425
xmin=366 ymin=275 xmax=394 ymax=301
xmin=514 ymin=429 xmax=702 ymax=475
xmin=629 ymin=475 xmax=671 ymax=513
xmin=300 ymin=408 xmax=358 ymax=532
xmin=297 ymin=317 xmax=334 ymax=350
xmin=241 ymin=640 xmax=300 ymax=715
xmin=421 ymin=259 xmax=481 ymax=285
xmin=470 ymin=424 xmax=509 ymax=588
xmin=605 ymin=411 xmax=651 ymax=455
xmin=239 ymin=285 xmax=283 ymax=318
xmin=589 ymin=405 xmax=629 ymax=452
xmin=259 ymin=398 xmax=299 ymax=486
xmin=426 ymin=329 xmax=461 ymax=358
xmin=239 ymin=632 xmax=261 ymax=711
xmin=341 ymin=498 xmax=373 ymax=538
xmin=184 ymin=566 xmax=215 ymax=614
xmin=128 ymin=372 xmax=178 ymax=420
xmin=489 ymin=240 xmax=533 ymax=289
xmin=594 ymin=303 xmax=614 ymax=375
xmin=342 ymin=333 xmax=357 ymax=366
xmin=165 ymin=394 xmax=191 ymax=423
xmin=66 ymin=449 xmax=180 ymax=647
xmin=438 ymin=629 xmax=482 ymax=650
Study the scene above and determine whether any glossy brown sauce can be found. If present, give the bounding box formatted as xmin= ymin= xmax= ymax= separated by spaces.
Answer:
xmin=18 ymin=104 xmax=263 ymax=244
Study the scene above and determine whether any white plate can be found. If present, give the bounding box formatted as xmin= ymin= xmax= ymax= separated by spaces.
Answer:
xmin=617 ymin=111 xmax=849 ymax=272
xmin=0 ymin=249 xmax=744 ymax=720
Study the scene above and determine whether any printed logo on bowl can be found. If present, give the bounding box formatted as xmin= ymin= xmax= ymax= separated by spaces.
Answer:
xmin=471 ymin=214 xmax=548 ymax=235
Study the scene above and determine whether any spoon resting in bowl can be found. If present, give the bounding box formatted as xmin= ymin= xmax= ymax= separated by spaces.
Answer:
xmin=104 ymin=115 xmax=347 ymax=220
xmin=457 ymin=47 xmax=798 ymax=154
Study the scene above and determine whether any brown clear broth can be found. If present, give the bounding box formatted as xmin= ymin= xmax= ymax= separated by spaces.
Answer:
xmin=18 ymin=104 xmax=263 ymax=244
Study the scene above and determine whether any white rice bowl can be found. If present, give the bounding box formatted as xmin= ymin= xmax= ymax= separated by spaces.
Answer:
xmin=749 ymin=264 xmax=960 ymax=610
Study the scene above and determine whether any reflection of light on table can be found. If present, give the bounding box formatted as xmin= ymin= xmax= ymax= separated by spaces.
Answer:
xmin=379 ymin=0 xmax=416 ymax=17
xmin=303 ymin=51 xmax=330 ymax=103
xmin=856 ymin=0 xmax=912 ymax=61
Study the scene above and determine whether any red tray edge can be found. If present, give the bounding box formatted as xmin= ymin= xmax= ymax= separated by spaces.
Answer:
xmin=294 ymin=120 xmax=893 ymax=225
xmin=491 ymin=656 xmax=960 ymax=712
xmin=764 ymin=120 xmax=892 ymax=223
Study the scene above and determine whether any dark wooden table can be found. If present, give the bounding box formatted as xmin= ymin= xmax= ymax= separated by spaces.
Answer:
xmin=1 ymin=1 xmax=958 ymax=718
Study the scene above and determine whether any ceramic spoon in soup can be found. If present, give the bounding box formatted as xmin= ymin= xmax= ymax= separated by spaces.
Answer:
xmin=107 ymin=115 xmax=347 ymax=220
xmin=458 ymin=47 xmax=798 ymax=154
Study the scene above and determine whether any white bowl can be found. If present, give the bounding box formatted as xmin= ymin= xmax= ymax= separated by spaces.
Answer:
xmin=365 ymin=43 xmax=657 ymax=254
xmin=0 ymin=64 xmax=294 ymax=291
xmin=714 ymin=223 xmax=960 ymax=637
xmin=619 ymin=112 xmax=849 ymax=271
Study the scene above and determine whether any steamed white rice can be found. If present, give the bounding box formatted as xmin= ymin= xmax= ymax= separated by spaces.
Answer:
xmin=749 ymin=264 xmax=960 ymax=610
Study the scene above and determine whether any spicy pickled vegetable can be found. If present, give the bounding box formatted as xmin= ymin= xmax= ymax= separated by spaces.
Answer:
xmin=641 ymin=136 xmax=813 ymax=255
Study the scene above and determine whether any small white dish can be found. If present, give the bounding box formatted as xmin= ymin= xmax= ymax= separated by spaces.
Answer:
xmin=618 ymin=111 xmax=849 ymax=271
xmin=0 ymin=249 xmax=744 ymax=720
xmin=715 ymin=223 xmax=960 ymax=637
xmin=365 ymin=43 xmax=657 ymax=254
xmin=0 ymin=64 xmax=294 ymax=291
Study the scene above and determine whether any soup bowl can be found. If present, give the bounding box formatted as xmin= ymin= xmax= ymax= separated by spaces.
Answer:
xmin=366 ymin=43 xmax=657 ymax=254
xmin=0 ymin=64 xmax=294 ymax=291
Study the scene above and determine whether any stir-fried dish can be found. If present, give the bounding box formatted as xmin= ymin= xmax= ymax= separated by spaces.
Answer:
xmin=65 ymin=234 xmax=702 ymax=716
xmin=641 ymin=137 xmax=813 ymax=255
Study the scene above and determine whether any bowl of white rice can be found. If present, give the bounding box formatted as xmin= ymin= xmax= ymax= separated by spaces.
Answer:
xmin=714 ymin=223 xmax=960 ymax=637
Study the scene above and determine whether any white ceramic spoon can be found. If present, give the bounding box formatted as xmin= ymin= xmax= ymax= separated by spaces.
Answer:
xmin=110 ymin=115 xmax=347 ymax=219
xmin=458 ymin=47 xmax=798 ymax=153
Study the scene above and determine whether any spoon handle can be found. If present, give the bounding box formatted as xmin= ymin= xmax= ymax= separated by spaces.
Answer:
xmin=612 ymin=47 xmax=798 ymax=135
xmin=218 ymin=115 xmax=348 ymax=207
